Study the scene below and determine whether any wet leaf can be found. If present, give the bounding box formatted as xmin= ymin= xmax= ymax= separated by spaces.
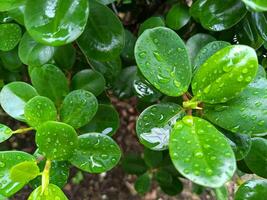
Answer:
xmin=242 ymin=0 xmax=267 ymax=11
xmin=138 ymin=16 xmax=165 ymax=36
xmin=28 ymin=184 xmax=68 ymax=200
xmin=166 ymin=3 xmax=190 ymax=30
xmin=0 ymin=124 xmax=12 ymax=143
xmin=0 ymin=23 xmax=21 ymax=51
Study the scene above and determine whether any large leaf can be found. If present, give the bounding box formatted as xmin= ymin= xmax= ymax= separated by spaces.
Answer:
xmin=69 ymin=133 xmax=121 ymax=173
xmin=136 ymin=103 xmax=185 ymax=151
xmin=190 ymin=0 xmax=247 ymax=31
xmin=192 ymin=45 xmax=258 ymax=104
xmin=0 ymin=0 xmax=25 ymax=12
xmin=0 ymin=124 xmax=12 ymax=143
xmin=24 ymin=0 xmax=89 ymax=46
xmin=242 ymin=0 xmax=267 ymax=11
xmin=0 ymin=82 xmax=38 ymax=121
xmin=0 ymin=23 xmax=21 ymax=51
xmin=30 ymin=64 xmax=69 ymax=106
xmin=135 ymin=27 xmax=191 ymax=96
xmin=0 ymin=151 xmax=35 ymax=197
xmin=204 ymin=76 xmax=267 ymax=134
xmin=169 ymin=116 xmax=236 ymax=188
xmin=60 ymin=90 xmax=98 ymax=129
xmin=77 ymin=0 xmax=124 ymax=61
xmin=235 ymin=179 xmax=267 ymax=200
xmin=28 ymin=184 xmax=68 ymax=200
xmin=36 ymin=121 xmax=78 ymax=161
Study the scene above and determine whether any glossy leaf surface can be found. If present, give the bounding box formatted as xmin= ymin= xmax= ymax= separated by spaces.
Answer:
xmin=28 ymin=184 xmax=68 ymax=200
xmin=77 ymin=0 xmax=124 ymax=61
xmin=69 ymin=133 xmax=121 ymax=173
xmin=60 ymin=90 xmax=98 ymax=129
xmin=136 ymin=103 xmax=185 ymax=150
xmin=10 ymin=161 xmax=39 ymax=183
xmin=242 ymin=0 xmax=267 ymax=11
xmin=54 ymin=44 xmax=76 ymax=69
xmin=135 ymin=27 xmax=191 ymax=96
xmin=0 ymin=82 xmax=38 ymax=121
xmin=192 ymin=45 xmax=258 ymax=104
xmin=166 ymin=3 xmax=190 ymax=30
xmin=0 ymin=0 xmax=25 ymax=11
xmin=36 ymin=121 xmax=78 ymax=161
xmin=24 ymin=0 xmax=89 ymax=46
xmin=169 ymin=116 xmax=236 ymax=187
xmin=0 ymin=47 xmax=23 ymax=72
xmin=138 ymin=16 xmax=165 ymax=36
xmin=121 ymin=30 xmax=136 ymax=63
xmin=0 ymin=124 xmax=12 ymax=143
xmin=0 ymin=23 xmax=21 ymax=51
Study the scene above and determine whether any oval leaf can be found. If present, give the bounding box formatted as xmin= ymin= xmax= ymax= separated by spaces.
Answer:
xmin=134 ymin=173 xmax=151 ymax=195
xmin=242 ymin=0 xmax=267 ymax=11
xmin=28 ymin=184 xmax=68 ymax=200
xmin=0 ymin=124 xmax=12 ymax=143
xmin=0 ymin=0 xmax=25 ymax=12
xmin=10 ymin=161 xmax=39 ymax=183
xmin=166 ymin=3 xmax=190 ymax=30
xmin=0 ymin=23 xmax=21 ymax=51
xmin=138 ymin=16 xmax=165 ymax=36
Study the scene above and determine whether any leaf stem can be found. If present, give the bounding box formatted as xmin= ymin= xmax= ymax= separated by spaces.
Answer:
xmin=41 ymin=159 xmax=51 ymax=194
xmin=12 ymin=127 xmax=34 ymax=134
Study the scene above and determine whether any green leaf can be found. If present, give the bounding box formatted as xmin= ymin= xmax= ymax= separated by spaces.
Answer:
xmin=0 ymin=23 xmax=21 ymax=51
xmin=24 ymin=0 xmax=89 ymax=46
xmin=18 ymin=32 xmax=55 ymax=67
xmin=190 ymin=0 xmax=247 ymax=31
xmin=36 ymin=121 xmax=78 ymax=161
xmin=71 ymin=69 xmax=106 ymax=96
xmin=169 ymin=116 xmax=236 ymax=188
xmin=138 ymin=16 xmax=165 ymax=36
xmin=251 ymin=12 xmax=267 ymax=42
xmin=136 ymin=103 xmax=185 ymax=150
xmin=28 ymin=184 xmax=68 ymax=200
xmin=143 ymin=148 xmax=163 ymax=168
xmin=0 ymin=81 xmax=38 ymax=121
xmin=134 ymin=173 xmax=151 ymax=195
xmin=244 ymin=138 xmax=267 ymax=178
xmin=53 ymin=44 xmax=76 ymax=70
xmin=79 ymin=104 xmax=119 ymax=136
xmin=60 ymin=90 xmax=98 ymax=129
xmin=186 ymin=33 xmax=216 ymax=65
xmin=0 ymin=47 xmax=23 ymax=72
xmin=166 ymin=3 xmax=190 ymax=30
xmin=8 ymin=5 xmax=25 ymax=25
xmin=121 ymin=153 xmax=148 ymax=175
xmin=242 ymin=0 xmax=267 ymax=12
xmin=0 ymin=124 xmax=12 ymax=143
xmin=204 ymin=76 xmax=267 ymax=134
xmin=214 ymin=185 xmax=228 ymax=200
xmin=30 ymin=64 xmax=69 ymax=106
xmin=234 ymin=179 xmax=267 ymax=200
xmin=121 ymin=29 xmax=136 ymax=64
xmin=155 ymin=169 xmax=173 ymax=186
xmin=69 ymin=133 xmax=121 ymax=173
xmin=0 ymin=151 xmax=35 ymax=197
xmin=192 ymin=45 xmax=258 ymax=104
xmin=10 ymin=161 xmax=39 ymax=183
xmin=24 ymin=96 xmax=57 ymax=128
xmin=0 ymin=0 xmax=25 ymax=12
xmin=157 ymin=174 xmax=183 ymax=196
xmin=77 ymin=0 xmax=124 ymax=61
xmin=135 ymin=27 xmax=191 ymax=96
xmin=193 ymin=41 xmax=231 ymax=71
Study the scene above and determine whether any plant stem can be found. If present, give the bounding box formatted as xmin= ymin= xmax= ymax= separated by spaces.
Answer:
xmin=12 ymin=127 xmax=34 ymax=134
xmin=41 ymin=159 xmax=51 ymax=194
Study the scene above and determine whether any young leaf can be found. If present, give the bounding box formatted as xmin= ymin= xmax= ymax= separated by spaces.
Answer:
xmin=192 ymin=45 xmax=258 ymax=104
xmin=77 ymin=0 xmax=124 ymax=61
xmin=0 ymin=23 xmax=21 ymax=51
xmin=36 ymin=121 xmax=78 ymax=161
xmin=24 ymin=96 xmax=57 ymax=128
xmin=204 ymin=76 xmax=267 ymax=134
xmin=7 ymin=5 xmax=25 ymax=25
xmin=166 ymin=3 xmax=190 ymax=30
xmin=135 ymin=27 xmax=191 ymax=97
xmin=0 ymin=0 xmax=25 ymax=12
xmin=30 ymin=64 xmax=69 ymax=106
xmin=0 ymin=151 xmax=35 ymax=197
xmin=0 ymin=47 xmax=23 ymax=72
xmin=10 ymin=161 xmax=40 ymax=183
xmin=71 ymin=69 xmax=106 ymax=96
xmin=69 ymin=133 xmax=121 ymax=173
xmin=24 ymin=0 xmax=89 ymax=46
xmin=60 ymin=90 xmax=98 ymax=129
xmin=28 ymin=184 xmax=68 ymax=200
xmin=0 ymin=124 xmax=13 ymax=143
xmin=79 ymin=104 xmax=119 ymax=136
xmin=169 ymin=116 xmax=236 ymax=188
xmin=158 ymin=177 xmax=183 ymax=196
xmin=0 ymin=81 xmax=38 ymax=121
xmin=53 ymin=44 xmax=76 ymax=70
xmin=235 ymin=179 xmax=267 ymax=200
xmin=244 ymin=138 xmax=267 ymax=178
xmin=143 ymin=148 xmax=163 ymax=168
xmin=138 ymin=16 xmax=165 ymax=36
xmin=18 ymin=32 xmax=55 ymax=67
xmin=134 ymin=173 xmax=151 ymax=195
xmin=121 ymin=154 xmax=148 ymax=175
xmin=242 ymin=0 xmax=267 ymax=12
xmin=136 ymin=103 xmax=185 ymax=150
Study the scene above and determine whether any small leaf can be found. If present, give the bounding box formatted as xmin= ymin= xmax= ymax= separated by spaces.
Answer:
xmin=158 ymin=175 xmax=183 ymax=196
xmin=0 ymin=81 xmax=38 ymax=121
xmin=251 ymin=12 xmax=267 ymax=42
xmin=53 ymin=44 xmax=76 ymax=70
xmin=0 ymin=47 xmax=23 ymax=72
xmin=79 ymin=104 xmax=119 ymax=136
xmin=121 ymin=29 xmax=136 ymax=64
xmin=36 ymin=121 xmax=78 ymax=161
xmin=166 ymin=3 xmax=190 ymax=30
xmin=28 ymin=184 xmax=68 ymax=200
xmin=169 ymin=116 xmax=236 ymax=188
xmin=235 ymin=179 xmax=267 ymax=200
xmin=138 ymin=16 xmax=165 ymax=36
xmin=134 ymin=173 xmax=151 ymax=195
xmin=0 ymin=124 xmax=12 ymax=143
xmin=244 ymin=137 xmax=267 ymax=178
xmin=121 ymin=153 xmax=148 ymax=175
xmin=135 ymin=27 xmax=191 ymax=96
xmin=0 ymin=23 xmax=21 ymax=51
xmin=155 ymin=169 xmax=173 ymax=186
xmin=136 ymin=103 xmax=185 ymax=150
xmin=60 ymin=90 xmax=98 ymax=129
xmin=24 ymin=0 xmax=89 ymax=46
xmin=0 ymin=0 xmax=25 ymax=11
xmin=192 ymin=45 xmax=258 ymax=104
xmin=24 ymin=96 xmax=57 ymax=128
xmin=242 ymin=0 xmax=267 ymax=12
xmin=143 ymin=148 xmax=163 ymax=168
xmin=0 ymin=151 xmax=35 ymax=197
xmin=10 ymin=161 xmax=39 ymax=183
xmin=69 ymin=133 xmax=121 ymax=173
